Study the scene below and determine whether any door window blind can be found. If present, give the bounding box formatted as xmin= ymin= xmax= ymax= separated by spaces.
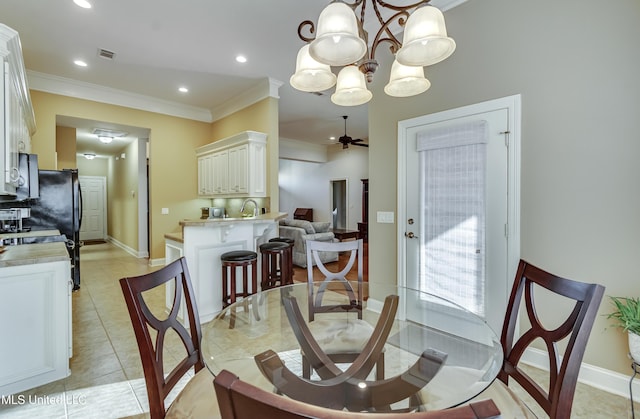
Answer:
xmin=417 ymin=120 xmax=488 ymax=316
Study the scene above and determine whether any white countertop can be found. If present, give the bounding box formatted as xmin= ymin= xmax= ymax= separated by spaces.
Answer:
xmin=0 ymin=241 xmax=70 ymax=268
xmin=0 ymin=229 xmax=60 ymax=240
xmin=179 ymin=212 xmax=287 ymax=227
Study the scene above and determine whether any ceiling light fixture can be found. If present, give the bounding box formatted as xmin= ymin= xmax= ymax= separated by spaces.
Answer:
xmin=178 ymin=86 xmax=189 ymax=93
xmin=235 ymin=55 xmax=247 ymax=63
xmin=74 ymin=60 xmax=88 ymax=67
xmin=290 ymin=1 xmax=455 ymax=106
xmin=73 ymin=0 xmax=92 ymax=9
xmin=98 ymin=136 xmax=113 ymax=144
xmin=84 ymin=153 xmax=96 ymax=160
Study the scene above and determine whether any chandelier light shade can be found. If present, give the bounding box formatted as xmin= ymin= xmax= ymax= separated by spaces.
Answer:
xmin=290 ymin=44 xmax=337 ymax=92
xmin=331 ymin=65 xmax=373 ymax=106
xmin=309 ymin=2 xmax=367 ymax=66
xmin=292 ymin=1 xmax=455 ymax=106
xmin=384 ymin=59 xmax=431 ymax=97
xmin=396 ymin=5 xmax=456 ymax=67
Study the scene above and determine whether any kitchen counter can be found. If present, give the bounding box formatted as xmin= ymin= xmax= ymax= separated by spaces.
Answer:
xmin=0 ymin=240 xmax=72 ymax=396
xmin=0 ymin=229 xmax=60 ymax=240
xmin=0 ymin=241 xmax=70 ymax=267
xmin=178 ymin=211 xmax=287 ymax=227
xmin=165 ymin=211 xmax=287 ymax=323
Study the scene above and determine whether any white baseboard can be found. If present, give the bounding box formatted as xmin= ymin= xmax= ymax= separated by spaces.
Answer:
xmin=522 ymin=347 xmax=638 ymax=402
xmin=149 ymin=258 xmax=166 ymax=267
xmin=106 ymin=236 xmax=147 ymax=259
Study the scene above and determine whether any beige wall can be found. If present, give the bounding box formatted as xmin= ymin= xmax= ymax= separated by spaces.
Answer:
xmin=77 ymin=155 xmax=108 ymax=177
xmin=30 ymin=90 xmax=212 ymax=259
xmin=367 ymin=0 xmax=640 ymax=375
xmin=55 ymin=125 xmax=76 ymax=169
xmin=107 ymin=140 xmax=140 ymax=250
xmin=209 ymin=97 xmax=280 ymax=210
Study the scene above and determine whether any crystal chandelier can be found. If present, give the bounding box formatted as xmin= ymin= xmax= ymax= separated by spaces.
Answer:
xmin=290 ymin=1 xmax=456 ymax=106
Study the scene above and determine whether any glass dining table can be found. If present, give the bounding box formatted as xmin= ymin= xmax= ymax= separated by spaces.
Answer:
xmin=201 ymin=281 xmax=502 ymax=413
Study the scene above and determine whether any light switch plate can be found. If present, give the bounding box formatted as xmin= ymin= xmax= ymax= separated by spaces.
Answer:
xmin=161 ymin=208 xmax=169 ymax=215
xmin=376 ymin=211 xmax=394 ymax=223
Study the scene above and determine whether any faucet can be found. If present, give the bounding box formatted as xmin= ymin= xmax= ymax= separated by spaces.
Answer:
xmin=240 ymin=199 xmax=258 ymax=217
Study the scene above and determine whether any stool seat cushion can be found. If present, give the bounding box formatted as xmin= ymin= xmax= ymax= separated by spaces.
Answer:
xmin=269 ymin=237 xmax=295 ymax=245
xmin=221 ymin=250 xmax=257 ymax=262
xmin=259 ymin=242 xmax=289 ymax=251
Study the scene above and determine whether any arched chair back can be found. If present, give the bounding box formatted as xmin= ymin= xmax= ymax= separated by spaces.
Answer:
xmin=120 ymin=257 xmax=217 ymax=418
xmin=498 ymin=259 xmax=605 ymax=418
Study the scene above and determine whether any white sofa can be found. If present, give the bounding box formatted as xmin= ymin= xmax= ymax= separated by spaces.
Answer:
xmin=278 ymin=219 xmax=338 ymax=268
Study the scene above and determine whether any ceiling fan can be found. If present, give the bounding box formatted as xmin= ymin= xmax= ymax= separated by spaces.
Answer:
xmin=338 ymin=115 xmax=368 ymax=149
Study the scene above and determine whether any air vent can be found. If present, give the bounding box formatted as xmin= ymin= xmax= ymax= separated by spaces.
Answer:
xmin=97 ymin=48 xmax=115 ymax=60
xmin=92 ymin=128 xmax=128 ymax=138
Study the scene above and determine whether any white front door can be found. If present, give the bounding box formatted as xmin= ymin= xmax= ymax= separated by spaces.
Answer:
xmin=79 ymin=176 xmax=106 ymax=241
xmin=398 ymin=96 xmax=521 ymax=337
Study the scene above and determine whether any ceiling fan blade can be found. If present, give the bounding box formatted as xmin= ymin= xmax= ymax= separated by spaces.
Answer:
xmin=351 ymin=142 xmax=369 ymax=147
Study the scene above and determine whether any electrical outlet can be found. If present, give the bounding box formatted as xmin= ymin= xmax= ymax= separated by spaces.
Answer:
xmin=376 ymin=211 xmax=394 ymax=223
xmin=161 ymin=208 xmax=169 ymax=215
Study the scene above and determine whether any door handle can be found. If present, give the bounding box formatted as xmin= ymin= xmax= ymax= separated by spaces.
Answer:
xmin=405 ymin=232 xmax=418 ymax=239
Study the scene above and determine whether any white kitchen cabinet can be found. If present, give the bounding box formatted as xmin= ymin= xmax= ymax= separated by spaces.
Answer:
xmin=0 ymin=257 xmax=72 ymax=396
xmin=0 ymin=25 xmax=36 ymax=198
xmin=195 ymin=131 xmax=267 ymax=198
xmin=197 ymin=153 xmax=213 ymax=195
xmin=227 ymin=144 xmax=248 ymax=194
xmin=212 ymin=149 xmax=229 ymax=194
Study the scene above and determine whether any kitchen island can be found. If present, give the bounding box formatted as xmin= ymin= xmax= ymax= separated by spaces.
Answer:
xmin=0 ymin=237 xmax=72 ymax=396
xmin=164 ymin=212 xmax=286 ymax=323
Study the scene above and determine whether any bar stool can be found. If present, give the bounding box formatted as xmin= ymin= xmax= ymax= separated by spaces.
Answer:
xmin=221 ymin=250 xmax=258 ymax=308
xmin=269 ymin=237 xmax=294 ymax=284
xmin=259 ymin=241 xmax=293 ymax=290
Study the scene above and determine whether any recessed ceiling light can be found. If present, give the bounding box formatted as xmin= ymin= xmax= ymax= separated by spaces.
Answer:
xmin=178 ymin=87 xmax=189 ymax=93
xmin=235 ymin=55 xmax=247 ymax=64
xmin=74 ymin=60 xmax=88 ymax=67
xmin=73 ymin=0 xmax=92 ymax=9
xmin=329 ymin=136 xmax=336 ymax=141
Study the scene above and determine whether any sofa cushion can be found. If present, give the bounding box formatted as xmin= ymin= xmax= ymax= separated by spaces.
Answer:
xmin=287 ymin=219 xmax=315 ymax=234
xmin=311 ymin=221 xmax=331 ymax=233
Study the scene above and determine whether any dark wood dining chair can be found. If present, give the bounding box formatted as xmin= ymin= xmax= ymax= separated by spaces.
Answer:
xmin=120 ymin=257 xmax=219 ymax=418
xmin=476 ymin=259 xmax=605 ymax=418
xmin=214 ymin=369 xmax=501 ymax=419
xmin=304 ymin=239 xmax=384 ymax=380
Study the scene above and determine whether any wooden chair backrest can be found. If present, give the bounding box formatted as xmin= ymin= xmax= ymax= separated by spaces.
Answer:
xmin=120 ymin=257 xmax=204 ymax=419
xmin=499 ymin=259 xmax=605 ymax=418
xmin=213 ymin=369 xmax=501 ymax=419
xmin=305 ymin=238 xmax=364 ymax=321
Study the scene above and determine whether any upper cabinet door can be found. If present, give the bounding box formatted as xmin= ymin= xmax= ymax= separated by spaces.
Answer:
xmin=195 ymin=131 xmax=267 ymax=198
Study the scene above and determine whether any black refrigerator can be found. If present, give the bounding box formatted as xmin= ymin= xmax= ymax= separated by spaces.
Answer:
xmin=24 ymin=169 xmax=82 ymax=290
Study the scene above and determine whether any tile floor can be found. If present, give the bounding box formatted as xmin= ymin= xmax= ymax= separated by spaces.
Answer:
xmin=0 ymin=242 xmax=637 ymax=418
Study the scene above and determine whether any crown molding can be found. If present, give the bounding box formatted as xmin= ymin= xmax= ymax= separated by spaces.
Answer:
xmin=27 ymin=71 xmax=284 ymax=124
xmin=211 ymin=77 xmax=283 ymax=122
xmin=27 ymin=70 xmax=215 ymax=123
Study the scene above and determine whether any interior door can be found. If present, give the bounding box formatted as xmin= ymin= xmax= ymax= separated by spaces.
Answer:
xmin=79 ymin=176 xmax=106 ymax=241
xmin=399 ymin=102 xmax=515 ymax=338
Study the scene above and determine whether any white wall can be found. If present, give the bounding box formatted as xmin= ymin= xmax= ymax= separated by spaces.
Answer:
xmin=279 ymin=143 xmax=368 ymax=229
